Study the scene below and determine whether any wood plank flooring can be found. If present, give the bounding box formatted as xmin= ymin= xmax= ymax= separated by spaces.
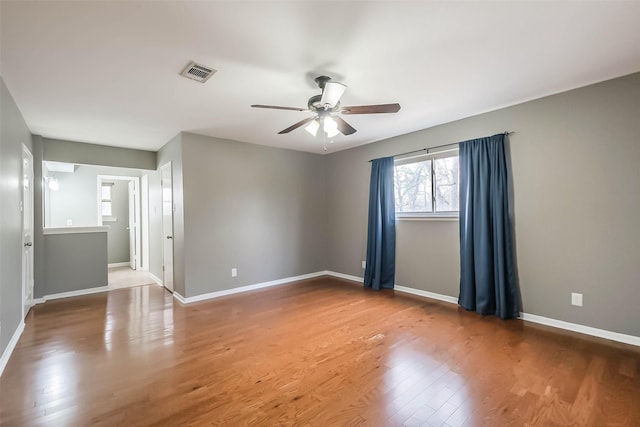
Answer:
xmin=1 ymin=277 xmax=638 ymax=426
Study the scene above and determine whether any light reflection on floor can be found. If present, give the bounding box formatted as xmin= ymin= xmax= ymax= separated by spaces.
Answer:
xmin=103 ymin=285 xmax=174 ymax=354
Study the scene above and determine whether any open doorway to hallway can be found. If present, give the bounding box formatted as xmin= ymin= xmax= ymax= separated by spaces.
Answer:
xmin=108 ymin=266 xmax=155 ymax=289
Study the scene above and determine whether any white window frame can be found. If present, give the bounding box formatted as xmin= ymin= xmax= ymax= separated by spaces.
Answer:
xmin=394 ymin=148 xmax=460 ymax=220
xmin=101 ymin=182 xmax=115 ymax=220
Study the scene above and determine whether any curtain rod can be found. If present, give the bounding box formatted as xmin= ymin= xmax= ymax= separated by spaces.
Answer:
xmin=368 ymin=131 xmax=515 ymax=162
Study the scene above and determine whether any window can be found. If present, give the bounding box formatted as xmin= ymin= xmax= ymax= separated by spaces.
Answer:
xmin=394 ymin=150 xmax=459 ymax=217
xmin=101 ymin=183 xmax=113 ymax=217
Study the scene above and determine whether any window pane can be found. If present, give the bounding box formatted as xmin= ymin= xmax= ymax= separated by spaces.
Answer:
xmin=101 ymin=201 xmax=112 ymax=216
xmin=434 ymin=156 xmax=459 ymax=212
xmin=394 ymin=160 xmax=432 ymax=212
xmin=101 ymin=185 xmax=111 ymax=201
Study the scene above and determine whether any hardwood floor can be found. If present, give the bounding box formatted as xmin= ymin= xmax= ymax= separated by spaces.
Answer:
xmin=1 ymin=277 xmax=638 ymax=426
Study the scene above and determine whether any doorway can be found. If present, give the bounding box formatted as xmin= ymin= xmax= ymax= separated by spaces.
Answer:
xmin=98 ymin=175 xmax=149 ymax=289
xmin=22 ymin=145 xmax=34 ymax=319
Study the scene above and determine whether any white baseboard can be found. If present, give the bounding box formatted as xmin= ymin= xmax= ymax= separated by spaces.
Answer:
xmin=173 ymin=292 xmax=187 ymax=304
xmin=41 ymin=286 xmax=110 ymax=302
xmin=325 ymin=271 xmax=639 ymax=347
xmin=519 ymin=313 xmax=640 ymax=347
xmin=323 ymin=271 xmax=459 ymax=305
xmin=149 ymin=273 xmax=163 ymax=286
xmin=174 ymin=271 xmax=327 ymax=304
xmin=394 ymin=285 xmax=459 ymax=305
xmin=325 ymin=271 xmax=363 ymax=283
xmin=0 ymin=321 xmax=25 ymax=377
xmin=108 ymin=262 xmax=130 ymax=268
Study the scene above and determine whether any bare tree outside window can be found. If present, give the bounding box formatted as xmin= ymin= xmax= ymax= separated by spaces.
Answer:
xmin=434 ymin=156 xmax=459 ymax=212
xmin=394 ymin=161 xmax=432 ymax=212
xmin=394 ymin=152 xmax=459 ymax=215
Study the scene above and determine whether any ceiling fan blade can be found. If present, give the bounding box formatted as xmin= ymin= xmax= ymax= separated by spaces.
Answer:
xmin=251 ymin=104 xmax=308 ymax=112
xmin=278 ymin=117 xmax=316 ymax=134
xmin=341 ymin=103 xmax=401 ymax=114
xmin=333 ymin=116 xmax=357 ymax=135
xmin=320 ymin=82 xmax=347 ymax=108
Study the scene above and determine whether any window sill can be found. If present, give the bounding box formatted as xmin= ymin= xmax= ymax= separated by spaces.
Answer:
xmin=396 ymin=215 xmax=459 ymax=222
xmin=43 ymin=226 xmax=109 ymax=235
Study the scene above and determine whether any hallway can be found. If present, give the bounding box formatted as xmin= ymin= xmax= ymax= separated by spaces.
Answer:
xmin=108 ymin=266 xmax=156 ymax=289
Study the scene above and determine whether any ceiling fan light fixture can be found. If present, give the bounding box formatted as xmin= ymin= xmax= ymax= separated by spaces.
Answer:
xmin=324 ymin=116 xmax=340 ymax=138
xmin=320 ymin=82 xmax=347 ymax=108
xmin=305 ymin=119 xmax=320 ymax=136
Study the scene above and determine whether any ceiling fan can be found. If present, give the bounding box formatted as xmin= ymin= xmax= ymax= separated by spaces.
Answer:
xmin=251 ymin=76 xmax=401 ymax=137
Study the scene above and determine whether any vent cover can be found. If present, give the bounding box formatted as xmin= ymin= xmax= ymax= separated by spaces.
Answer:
xmin=180 ymin=61 xmax=216 ymax=83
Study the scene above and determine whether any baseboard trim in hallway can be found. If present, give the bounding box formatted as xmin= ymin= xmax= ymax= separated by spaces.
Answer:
xmin=0 ymin=321 xmax=24 ymax=377
xmin=36 ymin=286 xmax=110 ymax=304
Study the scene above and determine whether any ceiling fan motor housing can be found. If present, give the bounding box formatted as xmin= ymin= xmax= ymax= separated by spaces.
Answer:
xmin=314 ymin=75 xmax=332 ymax=89
xmin=307 ymin=94 xmax=340 ymax=113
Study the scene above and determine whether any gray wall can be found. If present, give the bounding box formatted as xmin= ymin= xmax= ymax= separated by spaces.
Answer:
xmin=106 ymin=180 xmax=130 ymax=264
xmin=326 ymin=72 xmax=640 ymax=337
xmin=43 ymin=232 xmax=108 ymax=294
xmin=180 ymin=133 xmax=327 ymax=298
xmin=0 ymin=77 xmax=33 ymax=357
xmin=156 ymin=134 xmax=186 ymax=296
xmin=44 ymin=165 xmax=140 ymax=228
xmin=43 ymin=138 xmax=156 ymax=170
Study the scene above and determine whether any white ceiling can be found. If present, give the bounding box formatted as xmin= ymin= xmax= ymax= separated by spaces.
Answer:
xmin=2 ymin=1 xmax=640 ymax=154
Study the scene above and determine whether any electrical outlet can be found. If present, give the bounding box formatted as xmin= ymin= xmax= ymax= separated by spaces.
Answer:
xmin=361 ymin=261 xmax=366 ymax=269
xmin=231 ymin=268 xmax=237 ymax=278
xmin=66 ymin=219 xmax=73 ymax=226
xmin=571 ymin=293 xmax=583 ymax=307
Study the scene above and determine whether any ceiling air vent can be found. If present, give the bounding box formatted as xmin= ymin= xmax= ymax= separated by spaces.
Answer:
xmin=180 ymin=61 xmax=216 ymax=83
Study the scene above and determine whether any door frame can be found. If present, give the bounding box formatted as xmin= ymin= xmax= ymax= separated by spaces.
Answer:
xmin=22 ymin=144 xmax=35 ymax=319
xmin=97 ymin=175 xmax=142 ymax=270
xmin=160 ymin=162 xmax=174 ymax=292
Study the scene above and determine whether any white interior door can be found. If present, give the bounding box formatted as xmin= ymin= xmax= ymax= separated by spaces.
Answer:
xmin=22 ymin=145 xmax=34 ymax=319
xmin=161 ymin=163 xmax=174 ymax=292
xmin=128 ymin=180 xmax=136 ymax=270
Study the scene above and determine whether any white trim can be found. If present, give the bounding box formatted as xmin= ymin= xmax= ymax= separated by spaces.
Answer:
xmin=175 ymin=271 xmax=327 ymax=304
xmin=97 ymin=175 xmax=141 ymax=270
xmin=22 ymin=144 xmax=35 ymax=321
xmin=323 ymin=272 xmax=459 ymax=308
xmin=519 ymin=313 xmax=640 ymax=347
xmin=43 ymin=226 xmax=108 ymax=235
xmin=0 ymin=321 xmax=25 ymax=377
xmin=394 ymin=285 xmax=459 ymax=305
xmin=173 ymin=292 xmax=187 ymax=304
xmin=396 ymin=216 xmax=459 ymax=222
xmin=108 ymin=262 xmax=130 ymax=268
xmin=149 ymin=272 xmax=163 ymax=286
xmin=325 ymin=271 xmax=363 ymax=283
xmin=39 ymin=286 xmax=110 ymax=302
xmin=140 ymin=174 xmax=149 ymax=271
xmin=325 ymin=271 xmax=639 ymax=347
